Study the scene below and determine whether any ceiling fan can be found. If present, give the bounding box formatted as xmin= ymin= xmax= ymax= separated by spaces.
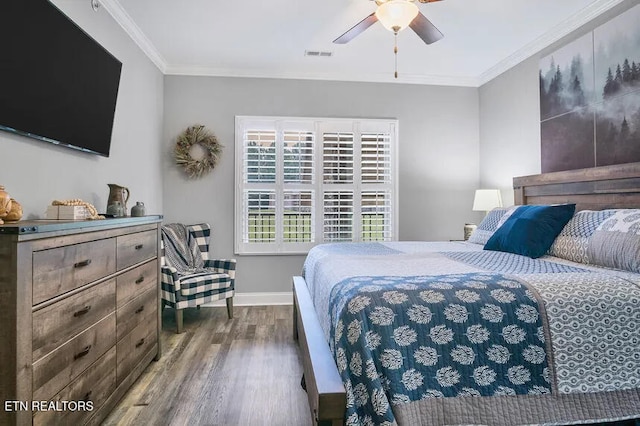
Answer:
xmin=333 ymin=0 xmax=444 ymax=45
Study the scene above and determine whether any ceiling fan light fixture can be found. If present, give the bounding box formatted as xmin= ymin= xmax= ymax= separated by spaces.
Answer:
xmin=375 ymin=0 xmax=419 ymax=33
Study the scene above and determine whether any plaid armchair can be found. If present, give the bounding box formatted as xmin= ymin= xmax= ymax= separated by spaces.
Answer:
xmin=161 ymin=223 xmax=236 ymax=333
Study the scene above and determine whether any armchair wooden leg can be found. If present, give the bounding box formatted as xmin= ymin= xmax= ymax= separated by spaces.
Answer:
xmin=176 ymin=308 xmax=184 ymax=334
xmin=226 ymin=297 xmax=233 ymax=319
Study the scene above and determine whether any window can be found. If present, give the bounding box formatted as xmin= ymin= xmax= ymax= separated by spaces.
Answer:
xmin=235 ymin=116 xmax=397 ymax=254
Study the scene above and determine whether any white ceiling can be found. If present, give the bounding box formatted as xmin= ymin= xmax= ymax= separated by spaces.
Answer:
xmin=100 ymin=0 xmax=625 ymax=87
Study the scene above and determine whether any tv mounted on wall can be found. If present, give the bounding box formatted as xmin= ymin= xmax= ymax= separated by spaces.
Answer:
xmin=0 ymin=0 xmax=122 ymax=157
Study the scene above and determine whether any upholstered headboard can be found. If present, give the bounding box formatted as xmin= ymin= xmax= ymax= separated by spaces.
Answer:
xmin=513 ymin=162 xmax=640 ymax=211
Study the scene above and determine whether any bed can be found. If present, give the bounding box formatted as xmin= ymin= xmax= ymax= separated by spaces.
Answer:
xmin=292 ymin=162 xmax=640 ymax=426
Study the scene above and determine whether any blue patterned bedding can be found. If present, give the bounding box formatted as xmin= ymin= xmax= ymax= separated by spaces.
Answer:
xmin=302 ymin=241 xmax=640 ymax=425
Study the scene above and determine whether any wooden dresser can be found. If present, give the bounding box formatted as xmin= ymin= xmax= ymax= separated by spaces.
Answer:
xmin=0 ymin=216 xmax=163 ymax=425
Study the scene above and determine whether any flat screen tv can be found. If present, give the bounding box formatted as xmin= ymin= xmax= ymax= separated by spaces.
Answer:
xmin=0 ymin=0 xmax=122 ymax=157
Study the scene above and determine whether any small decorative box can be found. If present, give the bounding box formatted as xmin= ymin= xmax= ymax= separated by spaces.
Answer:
xmin=45 ymin=205 xmax=90 ymax=220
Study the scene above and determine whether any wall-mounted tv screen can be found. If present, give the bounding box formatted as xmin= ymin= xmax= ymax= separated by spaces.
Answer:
xmin=0 ymin=0 xmax=122 ymax=157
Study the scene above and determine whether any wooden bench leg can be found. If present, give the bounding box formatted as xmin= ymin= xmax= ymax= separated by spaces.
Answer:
xmin=175 ymin=308 xmax=184 ymax=334
xmin=226 ymin=297 xmax=233 ymax=319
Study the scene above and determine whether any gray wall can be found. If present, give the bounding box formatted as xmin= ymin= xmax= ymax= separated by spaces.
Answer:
xmin=163 ymin=76 xmax=481 ymax=294
xmin=479 ymin=57 xmax=541 ymax=206
xmin=478 ymin=0 xmax=640 ymax=205
xmin=0 ymin=1 xmax=164 ymax=218
xmin=18 ymin=0 xmax=633 ymax=296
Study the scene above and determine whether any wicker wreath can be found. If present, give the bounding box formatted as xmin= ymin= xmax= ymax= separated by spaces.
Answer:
xmin=174 ymin=125 xmax=222 ymax=179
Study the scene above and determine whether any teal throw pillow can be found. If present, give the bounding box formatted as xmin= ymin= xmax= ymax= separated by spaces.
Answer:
xmin=484 ymin=204 xmax=576 ymax=258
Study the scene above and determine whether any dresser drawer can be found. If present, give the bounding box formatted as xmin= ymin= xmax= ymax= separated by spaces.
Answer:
xmin=116 ymin=230 xmax=157 ymax=270
xmin=33 ymin=238 xmax=116 ymax=305
xmin=117 ymin=287 xmax=158 ymax=341
xmin=33 ymin=313 xmax=116 ymax=402
xmin=116 ymin=312 xmax=157 ymax=385
xmin=33 ymin=346 xmax=116 ymax=426
xmin=116 ymin=259 xmax=157 ymax=308
xmin=33 ymin=280 xmax=116 ymax=361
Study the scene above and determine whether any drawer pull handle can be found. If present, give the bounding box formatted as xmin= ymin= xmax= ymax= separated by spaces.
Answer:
xmin=83 ymin=391 xmax=92 ymax=402
xmin=135 ymin=338 xmax=145 ymax=348
xmin=135 ymin=305 xmax=145 ymax=314
xmin=135 ymin=244 xmax=144 ymax=250
xmin=74 ymin=259 xmax=92 ymax=268
xmin=73 ymin=306 xmax=92 ymax=317
xmin=135 ymin=276 xmax=145 ymax=284
xmin=74 ymin=345 xmax=92 ymax=360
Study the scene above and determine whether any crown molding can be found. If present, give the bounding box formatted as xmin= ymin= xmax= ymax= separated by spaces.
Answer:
xmin=477 ymin=0 xmax=627 ymax=87
xmin=105 ymin=0 xmax=623 ymax=88
xmin=164 ymin=64 xmax=481 ymax=87
xmin=102 ymin=0 xmax=477 ymax=86
xmin=100 ymin=0 xmax=168 ymax=73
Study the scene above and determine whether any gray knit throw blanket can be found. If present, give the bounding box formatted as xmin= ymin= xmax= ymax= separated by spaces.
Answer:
xmin=161 ymin=223 xmax=212 ymax=275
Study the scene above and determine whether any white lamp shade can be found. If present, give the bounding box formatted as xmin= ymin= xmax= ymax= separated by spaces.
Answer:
xmin=375 ymin=0 xmax=419 ymax=32
xmin=473 ymin=189 xmax=503 ymax=212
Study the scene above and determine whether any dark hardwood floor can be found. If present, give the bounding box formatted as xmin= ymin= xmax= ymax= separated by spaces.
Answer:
xmin=104 ymin=305 xmax=313 ymax=426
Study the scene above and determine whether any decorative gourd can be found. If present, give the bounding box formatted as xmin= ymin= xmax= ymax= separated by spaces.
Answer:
xmin=0 ymin=186 xmax=13 ymax=225
xmin=4 ymin=199 xmax=23 ymax=222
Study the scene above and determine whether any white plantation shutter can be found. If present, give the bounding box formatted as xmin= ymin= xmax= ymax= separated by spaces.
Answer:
xmin=322 ymin=130 xmax=355 ymax=242
xmin=284 ymin=131 xmax=314 ymax=183
xmin=361 ymin=132 xmax=391 ymax=183
xmin=242 ymin=126 xmax=278 ymax=247
xmin=243 ymin=190 xmax=275 ymax=243
xmin=361 ymin=190 xmax=392 ymax=241
xmin=236 ymin=117 xmax=397 ymax=254
xmin=244 ymin=130 xmax=276 ymax=183
xmin=323 ymin=132 xmax=354 ymax=183
xmin=323 ymin=190 xmax=354 ymax=242
xmin=360 ymin=131 xmax=393 ymax=241
xmin=281 ymin=128 xmax=315 ymax=250
xmin=283 ymin=190 xmax=314 ymax=243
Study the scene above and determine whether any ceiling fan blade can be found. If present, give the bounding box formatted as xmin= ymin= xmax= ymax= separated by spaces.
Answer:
xmin=333 ymin=13 xmax=378 ymax=44
xmin=409 ymin=12 xmax=443 ymax=44
xmin=417 ymin=0 xmax=444 ymax=3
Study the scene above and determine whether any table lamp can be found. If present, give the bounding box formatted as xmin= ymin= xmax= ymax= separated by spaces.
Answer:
xmin=464 ymin=189 xmax=503 ymax=240
xmin=473 ymin=189 xmax=503 ymax=214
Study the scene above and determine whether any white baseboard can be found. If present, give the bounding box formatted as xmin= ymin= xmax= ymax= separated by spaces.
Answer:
xmin=200 ymin=291 xmax=293 ymax=307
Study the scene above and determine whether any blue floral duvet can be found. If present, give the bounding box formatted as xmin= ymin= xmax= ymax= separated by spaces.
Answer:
xmin=303 ymin=241 xmax=640 ymax=425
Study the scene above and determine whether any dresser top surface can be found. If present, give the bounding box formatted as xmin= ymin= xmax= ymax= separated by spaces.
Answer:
xmin=0 ymin=215 xmax=163 ymax=236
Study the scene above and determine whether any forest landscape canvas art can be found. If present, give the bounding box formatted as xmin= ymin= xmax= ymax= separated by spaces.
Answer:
xmin=540 ymin=3 xmax=640 ymax=173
